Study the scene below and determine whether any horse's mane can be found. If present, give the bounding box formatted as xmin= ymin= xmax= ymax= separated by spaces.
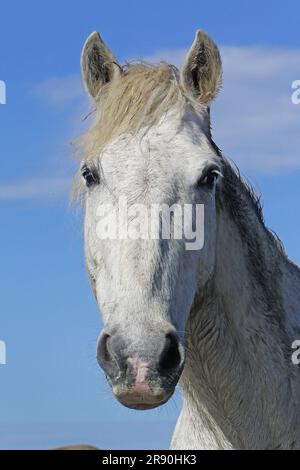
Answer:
xmin=77 ymin=62 xmax=184 ymax=163
xmin=217 ymin=151 xmax=287 ymax=258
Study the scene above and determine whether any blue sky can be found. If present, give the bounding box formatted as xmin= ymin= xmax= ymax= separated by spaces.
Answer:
xmin=0 ymin=0 xmax=300 ymax=449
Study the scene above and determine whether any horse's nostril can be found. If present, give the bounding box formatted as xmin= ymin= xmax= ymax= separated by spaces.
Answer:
xmin=159 ymin=332 xmax=181 ymax=373
xmin=98 ymin=333 xmax=111 ymax=363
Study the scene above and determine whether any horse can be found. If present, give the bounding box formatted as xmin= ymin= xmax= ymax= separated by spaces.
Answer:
xmin=75 ymin=29 xmax=300 ymax=449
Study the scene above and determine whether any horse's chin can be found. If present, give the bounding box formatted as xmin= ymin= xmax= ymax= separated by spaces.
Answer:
xmin=114 ymin=390 xmax=174 ymax=411
xmin=121 ymin=402 xmax=166 ymax=410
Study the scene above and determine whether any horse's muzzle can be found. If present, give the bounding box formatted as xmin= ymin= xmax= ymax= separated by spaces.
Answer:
xmin=97 ymin=329 xmax=184 ymax=409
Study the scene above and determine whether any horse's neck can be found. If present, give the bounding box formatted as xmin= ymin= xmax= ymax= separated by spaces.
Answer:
xmin=180 ymin=193 xmax=300 ymax=449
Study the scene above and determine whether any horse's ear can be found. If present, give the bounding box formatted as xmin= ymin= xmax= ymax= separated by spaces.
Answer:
xmin=181 ymin=30 xmax=222 ymax=105
xmin=81 ymin=31 xmax=120 ymax=99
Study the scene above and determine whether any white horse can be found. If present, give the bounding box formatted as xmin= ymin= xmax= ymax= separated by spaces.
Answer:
xmin=76 ymin=29 xmax=300 ymax=449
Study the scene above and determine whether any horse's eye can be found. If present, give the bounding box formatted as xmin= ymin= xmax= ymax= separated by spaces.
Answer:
xmin=81 ymin=165 xmax=99 ymax=187
xmin=197 ymin=166 xmax=222 ymax=188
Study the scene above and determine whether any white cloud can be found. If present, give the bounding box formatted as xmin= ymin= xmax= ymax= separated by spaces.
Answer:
xmin=0 ymin=176 xmax=71 ymax=201
xmin=214 ymin=46 xmax=300 ymax=171
xmin=32 ymin=75 xmax=85 ymax=107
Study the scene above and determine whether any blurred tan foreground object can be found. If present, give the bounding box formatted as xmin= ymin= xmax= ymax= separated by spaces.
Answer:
xmin=56 ymin=444 xmax=99 ymax=450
